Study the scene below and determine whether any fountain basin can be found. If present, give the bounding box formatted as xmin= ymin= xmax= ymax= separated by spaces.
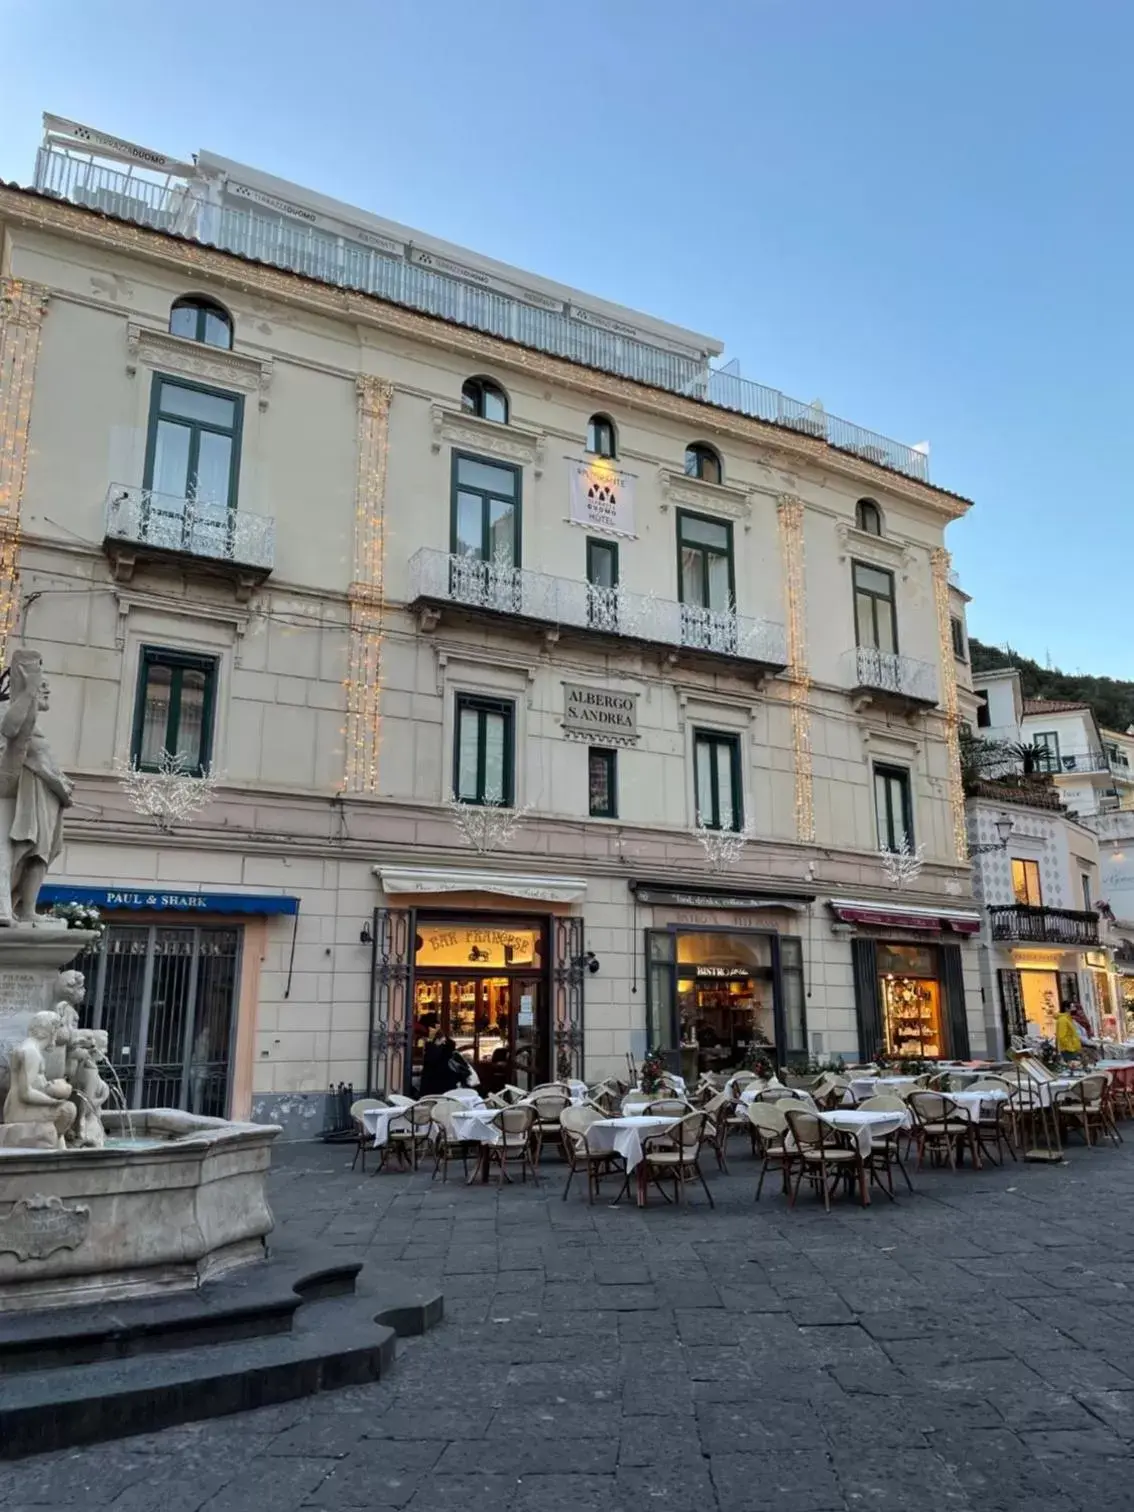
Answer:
xmin=0 ymin=1110 xmax=280 ymax=1313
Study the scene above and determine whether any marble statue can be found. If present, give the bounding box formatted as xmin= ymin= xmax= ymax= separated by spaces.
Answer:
xmin=2 ymin=1011 xmax=75 ymax=1148
xmin=0 ymin=649 xmax=73 ymax=926
xmin=67 ymin=1028 xmax=110 ymax=1147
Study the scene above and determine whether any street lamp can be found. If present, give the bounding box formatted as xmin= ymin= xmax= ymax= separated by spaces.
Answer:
xmin=970 ymin=815 xmax=1016 ymax=855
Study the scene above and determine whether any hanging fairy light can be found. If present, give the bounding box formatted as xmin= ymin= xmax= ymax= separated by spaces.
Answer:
xmin=0 ymin=279 xmax=49 ymax=664
xmin=343 ymin=376 xmax=393 ymax=793
xmin=931 ymin=546 xmax=968 ymax=863
xmin=777 ymin=495 xmax=815 ymax=843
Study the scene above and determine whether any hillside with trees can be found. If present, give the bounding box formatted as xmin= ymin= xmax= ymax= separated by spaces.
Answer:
xmin=970 ymin=638 xmax=1134 ymax=734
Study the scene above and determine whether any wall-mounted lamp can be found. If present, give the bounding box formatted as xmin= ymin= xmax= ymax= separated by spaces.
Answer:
xmin=574 ymin=951 xmax=601 ymax=975
xmin=970 ymin=815 xmax=1016 ymax=855
xmin=359 ymin=922 xmax=373 ymax=945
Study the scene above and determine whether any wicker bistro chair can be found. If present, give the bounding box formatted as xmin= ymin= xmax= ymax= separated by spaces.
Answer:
xmin=643 ymin=1098 xmax=694 ymax=1117
xmin=485 ymin=1104 xmax=538 ymax=1184
xmin=431 ymin=1098 xmax=476 ymax=1183
xmin=784 ymin=1109 xmax=870 ymax=1212
xmin=905 ymin=1091 xmax=981 ymax=1171
xmin=560 ymin=1105 xmax=622 ymax=1204
xmin=640 ymin=1112 xmax=714 ymax=1208
xmin=528 ymin=1092 xmax=571 ymax=1166
xmin=386 ymin=1092 xmax=415 ymax=1108
xmin=746 ymin=1102 xmax=791 ymax=1201
xmin=963 ymin=1082 xmax=1017 ymax=1167
xmin=348 ymin=1097 xmax=389 ymax=1174
xmin=1055 ymin=1074 xmax=1122 ymax=1148
xmin=856 ymin=1094 xmax=913 ymax=1195
xmin=702 ymin=1095 xmax=739 ymax=1173
xmin=381 ymin=1099 xmax=437 ymax=1173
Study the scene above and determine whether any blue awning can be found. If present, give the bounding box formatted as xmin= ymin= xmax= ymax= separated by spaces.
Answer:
xmin=39 ymin=885 xmax=300 ymax=916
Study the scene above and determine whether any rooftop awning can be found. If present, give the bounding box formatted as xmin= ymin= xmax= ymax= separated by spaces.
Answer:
xmin=376 ymin=866 xmax=587 ymax=904
xmin=829 ymin=898 xmax=981 ymax=936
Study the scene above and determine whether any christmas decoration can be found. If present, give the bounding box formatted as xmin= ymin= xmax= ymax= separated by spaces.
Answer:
xmin=447 ymin=792 xmax=530 ymax=854
xmin=879 ymin=833 xmax=925 ymax=889
xmin=115 ymin=750 xmax=220 ymax=833
xmin=694 ymin=815 xmax=757 ymax=873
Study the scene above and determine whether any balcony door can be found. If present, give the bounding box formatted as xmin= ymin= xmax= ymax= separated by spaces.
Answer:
xmin=450 ymin=453 xmax=521 ymax=611
xmin=678 ymin=510 xmax=735 ymax=651
xmin=143 ymin=376 xmax=243 ymax=558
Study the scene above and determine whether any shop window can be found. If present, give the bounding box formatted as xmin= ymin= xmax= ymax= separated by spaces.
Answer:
xmin=460 ymin=376 xmax=509 ymax=424
xmin=169 ymin=295 xmax=233 ymax=350
xmin=586 ymin=413 xmax=616 ymax=458
xmin=694 ymin=729 xmax=742 ymax=832
xmin=683 ymin=442 xmax=722 ymax=485
xmin=144 ymin=377 xmax=242 ymax=507
xmin=950 ymin=616 xmax=967 ymax=661
xmin=132 ymin=647 xmax=218 ymax=775
xmin=453 ymin=694 xmax=514 ymax=806
xmin=1033 ymin=731 xmax=1060 ymax=773
xmin=676 ymin=931 xmax=776 ymax=1077
xmin=1011 ymin=858 xmax=1042 ymax=907
xmin=678 ymin=510 xmax=734 ymax=612
xmin=853 ymin=562 xmax=898 ymax=654
xmin=588 ymin=747 xmax=617 ymax=818
xmin=874 ymin=764 xmax=913 ymax=852
xmin=877 ymin=942 xmax=943 ymax=1060
xmin=855 ymin=498 xmax=882 ymax=536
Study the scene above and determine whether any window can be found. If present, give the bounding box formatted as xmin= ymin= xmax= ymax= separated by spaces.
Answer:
xmin=874 ymin=764 xmax=913 ymax=852
xmin=950 ymin=616 xmax=967 ymax=661
xmin=586 ymin=414 xmax=616 ymax=458
xmin=169 ymin=296 xmax=233 ymax=350
xmin=461 ymin=376 xmax=508 ymax=424
xmin=694 ymin=729 xmax=742 ymax=831
xmin=451 ymin=453 xmax=520 ymax=565
xmin=1033 ymin=731 xmax=1060 ymax=773
xmin=1011 ymin=859 xmax=1043 ymax=907
xmin=855 ymin=498 xmax=882 ymax=536
xmin=1082 ymin=872 xmax=1093 ymax=910
xmin=588 ymin=748 xmax=617 ymax=818
xmin=586 ymin=537 xmax=619 ymax=629
xmin=132 ymin=647 xmax=218 ymax=775
xmin=683 ymin=443 xmax=722 ymax=485
xmin=976 ymin=692 xmax=991 ymax=729
xmin=678 ymin=510 xmax=734 ymax=611
xmin=144 ymin=377 xmax=242 ymax=507
xmin=853 ymin=562 xmax=898 ymax=654
xmin=454 ymin=694 xmax=514 ymax=806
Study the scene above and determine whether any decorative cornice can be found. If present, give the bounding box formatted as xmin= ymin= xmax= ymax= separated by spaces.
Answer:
xmin=429 ymin=404 xmax=545 ymax=475
xmin=657 ymin=468 xmax=752 ymax=525
xmin=124 ymin=323 xmax=274 ymax=409
xmin=836 ymin=522 xmax=915 ymax=572
xmin=0 ymin=187 xmax=969 ymax=519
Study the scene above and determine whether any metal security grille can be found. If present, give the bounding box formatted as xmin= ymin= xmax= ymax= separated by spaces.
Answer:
xmin=76 ymin=925 xmax=241 ymax=1117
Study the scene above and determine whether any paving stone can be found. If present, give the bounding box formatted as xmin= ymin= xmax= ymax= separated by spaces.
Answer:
xmin=709 ymin=1451 xmax=846 ymax=1512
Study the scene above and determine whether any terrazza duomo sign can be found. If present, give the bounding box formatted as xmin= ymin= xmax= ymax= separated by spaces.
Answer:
xmin=562 ymin=684 xmax=639 ymax=742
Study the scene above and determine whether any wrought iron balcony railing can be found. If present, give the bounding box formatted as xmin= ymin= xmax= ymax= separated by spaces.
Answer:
xmin=988 ymin=904 xmax=1100 ymax=947
xmin=104 ymin=485 xmax=276 ymax=572
xmin=844 ymin=646 xmax=938 ymax=706
xmin=35 ymin=145 xmax=930 ymax=484
xmin=407 ymin=548 xmax=788 ymax=670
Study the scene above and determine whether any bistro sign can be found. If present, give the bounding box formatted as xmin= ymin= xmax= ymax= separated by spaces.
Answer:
xmin=562 ymin=684 xmax=639 ymax=744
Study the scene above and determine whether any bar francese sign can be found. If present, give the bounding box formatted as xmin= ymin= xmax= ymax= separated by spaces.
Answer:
xmin=562 ymin=684 xmax=639 ymax=744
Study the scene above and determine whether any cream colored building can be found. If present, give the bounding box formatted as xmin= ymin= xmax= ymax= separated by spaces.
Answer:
xmin=0 ymin=118 xmax=984 ymax=1133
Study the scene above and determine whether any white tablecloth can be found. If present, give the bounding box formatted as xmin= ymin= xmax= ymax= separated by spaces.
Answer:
xmin=946 ymin=1088 xmax=1009 ymax=1120
xmin=362 ymin=1106 xmax=409 ymax=1147
xmin=588 ymin=1115 xmax=679 ymax=1171
xmin=443 ymin=1087 xmax=485 ymax=1107
xmin=848 ymin=1075 xmax=920 ymax=1101
xmin=450 ymin=1107 xmax=508 ymax=1145
xmin=1095 ymin=1060 xmax=1134 ymax=1073
xmin=819 ymin=1108 xmax=908 ymax=1157
xmin=740 ymin=1085 xmax=815 ymax=1110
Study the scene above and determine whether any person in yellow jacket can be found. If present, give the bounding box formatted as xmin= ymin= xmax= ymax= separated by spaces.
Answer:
xmin=1055 ymin=1007 xmax=1083 ymax=1062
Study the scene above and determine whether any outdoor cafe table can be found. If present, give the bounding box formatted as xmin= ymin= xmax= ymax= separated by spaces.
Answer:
xmin=362 ymin=1105 xmax=410 ymax=1148
xmin=587 ymin=1115 xmax=680 ymax=1206
xmin=848 ymin=1075 xmax=921 ymax=1101
xmin=815 ymin=1108 xmax=908 ymax=1158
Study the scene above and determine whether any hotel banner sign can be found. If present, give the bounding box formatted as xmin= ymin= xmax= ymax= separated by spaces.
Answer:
xmin=568 ymin=460 xmax=636 ymax=538
xmin=562 ymin=684 xmax=639 ymax=744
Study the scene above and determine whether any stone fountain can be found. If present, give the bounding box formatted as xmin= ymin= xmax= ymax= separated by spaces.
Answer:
xmin=0 ymin=649 xmax=279 ymax=1313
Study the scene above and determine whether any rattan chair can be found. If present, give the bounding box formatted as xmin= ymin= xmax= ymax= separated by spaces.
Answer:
xmin=382 ymin=1099 xmax=435 ymax=1172
xmin=529 ymin=1092 xmax=571 ymax=1165
xmin=430 ymin=1097 xmax=475 ymax=1183
xmin=560 ymin=1105 xmax=620 ymax=1203
xmin=906 ymin=1091 xmax=981 ymax=1171
xmin=348 ymin=1097 xmax=389 ymax=1173
xmin=643 ymin=1097 xmax=693 ymax=1117
xmin=1055 ymin=1074 xmax=1121 ymax=1148
xmin=784 ymin=1108 xmax=869 ymax=1212
xmin=856 ymin=1093 xmax=914 ymax=1192
xmin=640 ymin=1111 xmax=714 ymax=1208
xmin=485 ymin=1104 xmax=538 ymax=1184
xmin=746 ymin=1102 xmax=791 ymax=1201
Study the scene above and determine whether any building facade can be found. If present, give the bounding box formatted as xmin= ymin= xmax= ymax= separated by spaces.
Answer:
xmin=0 ymin=118 xmax=984 ymax=1134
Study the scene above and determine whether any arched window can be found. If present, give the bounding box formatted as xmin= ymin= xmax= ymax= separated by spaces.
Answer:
xmin=461 ymin=376 xmax=509 ymax=424
xmin=586 ymin=414 xmax=616 ymax=458
xmin=169 ymin=296 xmax=233 ymax=350
xmin=855 ymin=498 xmax=882 ymax=536
xmin=684 ymin=442 xmax=722 ymax=486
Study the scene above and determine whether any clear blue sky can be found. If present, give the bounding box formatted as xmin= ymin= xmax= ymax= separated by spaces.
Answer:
xmin=2 ymin=0 xmax=1130 ymax=675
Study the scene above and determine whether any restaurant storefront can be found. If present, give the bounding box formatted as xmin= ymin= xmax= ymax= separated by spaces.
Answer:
xmin=632 ymin=882 xmax=814 ymax=1077
xmin=831 ymin=899 xmax=981 ymax=1063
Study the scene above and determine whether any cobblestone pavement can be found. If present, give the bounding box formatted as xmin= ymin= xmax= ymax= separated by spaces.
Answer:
xmin=9 ymin=1130 xmax=1134 ymax=1511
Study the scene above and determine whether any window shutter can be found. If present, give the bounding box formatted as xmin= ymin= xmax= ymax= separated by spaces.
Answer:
xmin=851 ymin=939 xmax=882 ymax=1060
xmin=1058 ymin=972 xmax=1082 ymax=1010
xmin=997 ymin=968 xmax=1025 ymax=1042
xmin=940 ymin=943 xmax=971 ymax=1060
xmin=645 ymin=930 xmax=679 ymax=1072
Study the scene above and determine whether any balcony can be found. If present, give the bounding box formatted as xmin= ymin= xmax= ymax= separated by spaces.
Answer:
xmin=989 ymin=904 xmax=1101 ymax=947
xmin=104 ymin=485 xmax=275 ymax=598
xmin=844 ymin=646 xmax=938 ymax=713
xmin=407 ymin=548 xmax=788 ymax=675
xmin=35 ymin=142 xmax=930 ymax=485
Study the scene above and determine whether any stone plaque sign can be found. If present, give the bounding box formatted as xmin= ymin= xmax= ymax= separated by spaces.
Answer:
xmin=562 ymin=684 xmax=639 ymax=744
xmin=0 ymin=1195 xmax=91 ymax=1262
xmin=0 ymin=972 xmax=40 ymax=1014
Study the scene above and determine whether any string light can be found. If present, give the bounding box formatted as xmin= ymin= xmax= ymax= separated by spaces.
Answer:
xmin=343 ymin=376 xmax=392 ymax=793
xmin=0 ymin=278 xmax=48 ymax=665
xmin=777 ymin=494 xmax=815 ymax=843
xmin=931 ymin=545 xmax=968 ymax=863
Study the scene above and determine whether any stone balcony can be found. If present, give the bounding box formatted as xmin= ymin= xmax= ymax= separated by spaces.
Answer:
xmin=104 ymin=485 xmax=275 ymax=599
xmin=406 ymin=548 xmax=788 ymax=677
